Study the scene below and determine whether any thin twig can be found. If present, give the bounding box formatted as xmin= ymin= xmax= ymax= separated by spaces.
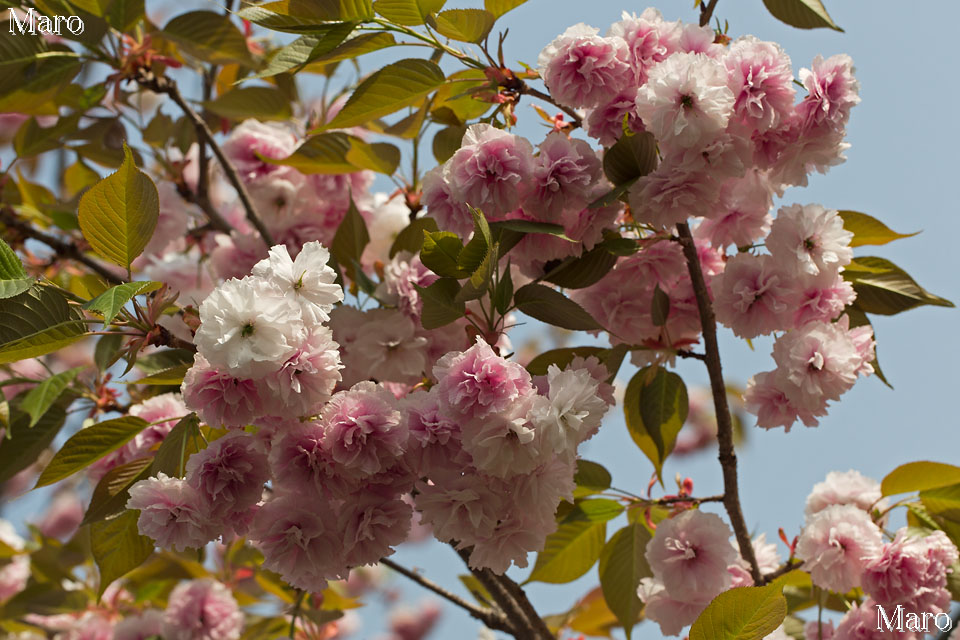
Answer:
xmin=761 ymin=560 xmax=803 ymax=585
xmin=493 ymin=572 xmax=555 ymax=640
xmin=134 ymin=69 xmax=275 ymax=245
xmin=0 ymin=206 xmax=125 ymax=285
xmin=379 ymin=558 xmax=515 ymax=635
xmin=655 ymin=494 xmax=724 ymax=505
xmin=676 ymin=350 xmax=707 ymax=361
xmin=699 ymin=0 xmax=721 ymax=27
xmin=675 ymin=221 xmax=762 ymax=585
xmin=452 ymin=547 xmax=534 ymax=640
xmin=520 ymin=85 xmax=583 ymax=129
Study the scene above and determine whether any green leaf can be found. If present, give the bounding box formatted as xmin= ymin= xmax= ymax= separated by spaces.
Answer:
xmin=689 ymin=582 xmax=788 ymax=640
xmin=0 ymin=286 xmax=87 ymax=364
xmin=543 ymin=247 xmax=617 ymax=290
xmin=458 ymin=208 xmax=491 ymax=274
xmin=492 ymin=260 xmax=513 ymax=315
xmin=484 ymin=0 xmax=526 ymax=18
xmin=150 ymin=414 xmax=201 ymax=478
xmin=838 ymin=211 xmax=918 ymax=248
xmin=490 ymin=219 xmax=572 ymax=239
xmin=651 ymin=284 xmax=670 ymax=327
xmin=330 ymin=199 xmax=369 ymax=282
xmin=919 ymin=483 xmax=960 ymax=521
xmin=204 ymin=86 xmax=293 ymax=120
xmin=82 ymin=457 xmax=153 ymax=525
xmin=0 ymin=54 xmax=82 ymax=115
xmin=624 ymin=367 xmax=688 ymax=482
xmin=844 ymin=257 xmax=954 ymax=315
xmin=267 ymin=132 xmax=400 ymax=175
xmin=163 ymin=11 xmax=253 ymax=66
xmin=255 ymin=25 xmax=354 ymax=77
xmin=435 ymin=9 xmax=494 ymax=43
xmin=321 ymin=59 xmax=446 ymax=130
xmin=574 ymin=459 xmax=612 ymax=498
xmin=91 ymin=510 xmax=155 ymax=597
xmin=0 ymin=238 xmax=31 ymax=299
xmin=526 ymin=346 xmax=606 ymax=376
xmin=0 ymin=393 xmax=68 ymax=484
xmin=35 ymin=416 xmax=148 ymax=487
xmin=432 ymin=124 xmax=465 ymax=163
xmin=128 ymin=364 xmax=191 ymax=386
xmin=78 ymin=144 xmax=160 ymax=270
xmin=514 ymin=284 xmax=602 ymax=331
xmin=239 ymin=0 xmax=374 ymax=31
xmin=106 ymin=0 xmax=145 ymax=30
xmin=415 ymin=278 xmax=465 ymax=329
xmin=373 ymin=0 xmax=445 ymax=25
xmin=83 ymin=281 xmax=162 ymax=328
xmin=390 ymin=217 xmax=438 ymax=258
xmin=564 ymin=499 xmax=624 ymax=524
xmin=528 ymin=518 xmax=606 ymax=584
xmin=20 ymin=367 xmax=82 ymax=427
xmin=303 ymin=32 xmax=396 ymax=66
xmin=94 ymin=332 xmax=124 ymax=371
xmin=603 ymin=132 xmax=657 ymax=186
xmin=133 ymin=349 xmax=195 ymax=374
xmin=882 ymin=462 xmax=960 ymax=496
xmin=421 ymin=231 xmax=466 ymax=278
xmin=844 ymin=304 xmax=892 ymax=388
xmin=761 ymin=0 xmax=843 ymax=31
xmin=13 ymin=113 xmax=81 ymax=158
xmin=598 ymin=524 xmax=652 ymax=639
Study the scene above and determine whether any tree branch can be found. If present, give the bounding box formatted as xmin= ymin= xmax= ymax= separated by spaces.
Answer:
xmin=452 ymin=547 xmax=536 ymax=640
xmin=379 ymin=558 xmax=516 ymax=635
xmin=0 ymin=206 xmax=125 ymax=285
xmin=761 ymin=560 xmax=803 ymax=585
xmin=492 ymin=572 xmax=555 ymax=640
xmin=675 ymin=221 xmax=762 ymax=585
xmin=134 ymin=69 xmax=275 ymax=245
xmin=520 ymin=85 xmax=583 ymax=129
xmin=699 ymin=0 xmax=720 ymax=27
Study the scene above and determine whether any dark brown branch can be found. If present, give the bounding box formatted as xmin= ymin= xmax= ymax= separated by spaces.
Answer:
xmin=173 ymin=182 xmax=232 ymax=235
xmin=761 ymin=560 xmax=803 ymax=585
xmin=654 ymin=494 xmax=724 ymax=505
xmin=676 ymin=349 xmax=707 ymax=361
xmin=699 ymin=0 xmax=720 ymax=27
xmin=520 ymin=85 xmax=583 ymax=129
xmin=134 ymin=69 xmax=275 ymax=245
xmin=0 ymin=206 xmax=125 ymax=285
xmin=379 ymin=558 xmax=515 ymax=634
xmin=493 ymin=572 xmax=555 ymax=640
xmin=675 ymin=221 xmax=762 ymax=585
xmin=453 ymin=547 xmax=535 ymax=640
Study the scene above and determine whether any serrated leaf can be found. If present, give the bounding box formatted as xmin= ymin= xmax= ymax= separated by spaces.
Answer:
xmin=415 ymin=277 xmax=464 ymax=329
xmin=78 ymin=144 xmax=159 ymax=270
xmin=458 ymin=208 xmax=491 ymax=274
xmin=82 ymin=457 xmax=153 ymax=525
xmin=390 ymin=217 xmax=438 ymax=258
xmin=83 ymin=281 xmax=162 ymax=328
xmin=239 ymin=0 xmax=374 ymax=31
xmin=651 ymin=284 xmax=670 ymax=327
xmin=565 ymin=499 xmax=624 ymax=524
xmin=489 ymin=219 xmax=572 ymax=240
xmin=838 ymin=211 xmax=918 ymax=247
xmin=255 ymin=25 xmax=354 ymax=77
xmin=126 ymin=364 xmax=191 ymax=386
xmin=150 ymin=414 xmax=200 ymax=478
xmin=13 ymin=113 xmax=81 ymax=158
xmin=882 ymin=461 xmax=960 ymax=496
xmin=526 ymin=346 xmax=606 ymax=376
xmin=91 ymin=510 xmax=155 ymax=597
xmin=603 ymin=132 xmax=657 ymax=186
xmin=421 ymin=231 xmax=465 ymax=278
xmin=493 ymin=260 xmax=513 ymax=315
xmin=320 ymin=58 xmax=445 ymax=130
xmin=106 ymin=0 xmax=144 ymax=30
xmin=434 ymin=9 xmax=494 ymax=43
xmin=20 ymin=367 xmax=82 ymax=427
xmin=0 ymin=393 xmax=68 ymax=483
xmin=761 ymin=0 xmax=843 ymax=31
xmin=598 ymin=523 xmax=652 ymax=639
xmin=163 ymin=11 xmax=253 ymax=66
xmin=0 ymin=54 xmax=81 ymax=115
xmin=133 ymin=349 xmax=195 ymax=374
xmin=483 ymin=0 xmax=526 ymax=18
xmin=528 ymin=518 xmax=606 ymax=584
xmin=35 ymin=416 xmax=148 ymax=487
xmin=0 ymin=238 xmax=31 ymax=299
xmin=0 ymin=289 xmax=87 ymax=364
xmin=330 ymin=199 xmax=369 ymax=282
xmin=844 ymin=256 xmax=953 ymax=315
xmin=689 ymin=582 xmax=788 ymax=640
xmin=624 ymin=367 xmax=688 ymax=483
xmin=204 ymin=86 xmax=292 ymax=120
xmin=303 ymin=32 xmax=396 ymax=67
xmin=514 ymin=283 xmax=602 ymax=331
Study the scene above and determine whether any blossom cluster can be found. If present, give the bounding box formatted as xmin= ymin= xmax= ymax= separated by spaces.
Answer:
xmin=636 ymin=470 xmax=958 ymax=638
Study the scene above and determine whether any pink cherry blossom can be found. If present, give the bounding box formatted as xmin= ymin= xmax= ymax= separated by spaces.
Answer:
xmin=126 ymin=473 xmax=218 ymax=551
xmin=698 ymin=170 xmax=774 ymax=249
xmin=744 ymin=370 xmax=827 ymax=431
xmin=339 ymin=493 xmax=412 ymax=567
xmin=162 ymin=579 xmax=244 ymax=640
xmin=446 ymin=124 xmax=534 ymax=217
xmin=795 ymin=504 xmax=883 ymax=592
xmin=797 ymin=54 xmax=860 ymax=129
xmin=767 ymin=204 xmax=853 ymax=277
xmin=645 ymin=509 xmax=737 ymax=601
xmin=320 ymin=381 xmax=407 ymax=478
xmin=185 ymin=432 xmax=269 ymax=519
xmin=637 ymin=577 xmax=711 ymax=636
xmin=862 ymin=529 xmax=958 ymax=614
xmin=221 ymin=119 xmax=297 ymax=182
xmin=259 ymin=327 xmax=342 ymax=417
xmin=724 ymin=37 xmax=796 ymax=133
xmin=433 ymin=337 xmax=534 ymax=419
xmin=522 ymin=131 xmax=602 ymax=221
xmin=538 ymin=23 xmax=632 ymax=109
xmin=714 ymin=253 xmax=790 ymax=339
xmin=805 ymin=470 xmax=885 ymax=521
xmin=182 ymin=354 xmax=264 ymax=429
